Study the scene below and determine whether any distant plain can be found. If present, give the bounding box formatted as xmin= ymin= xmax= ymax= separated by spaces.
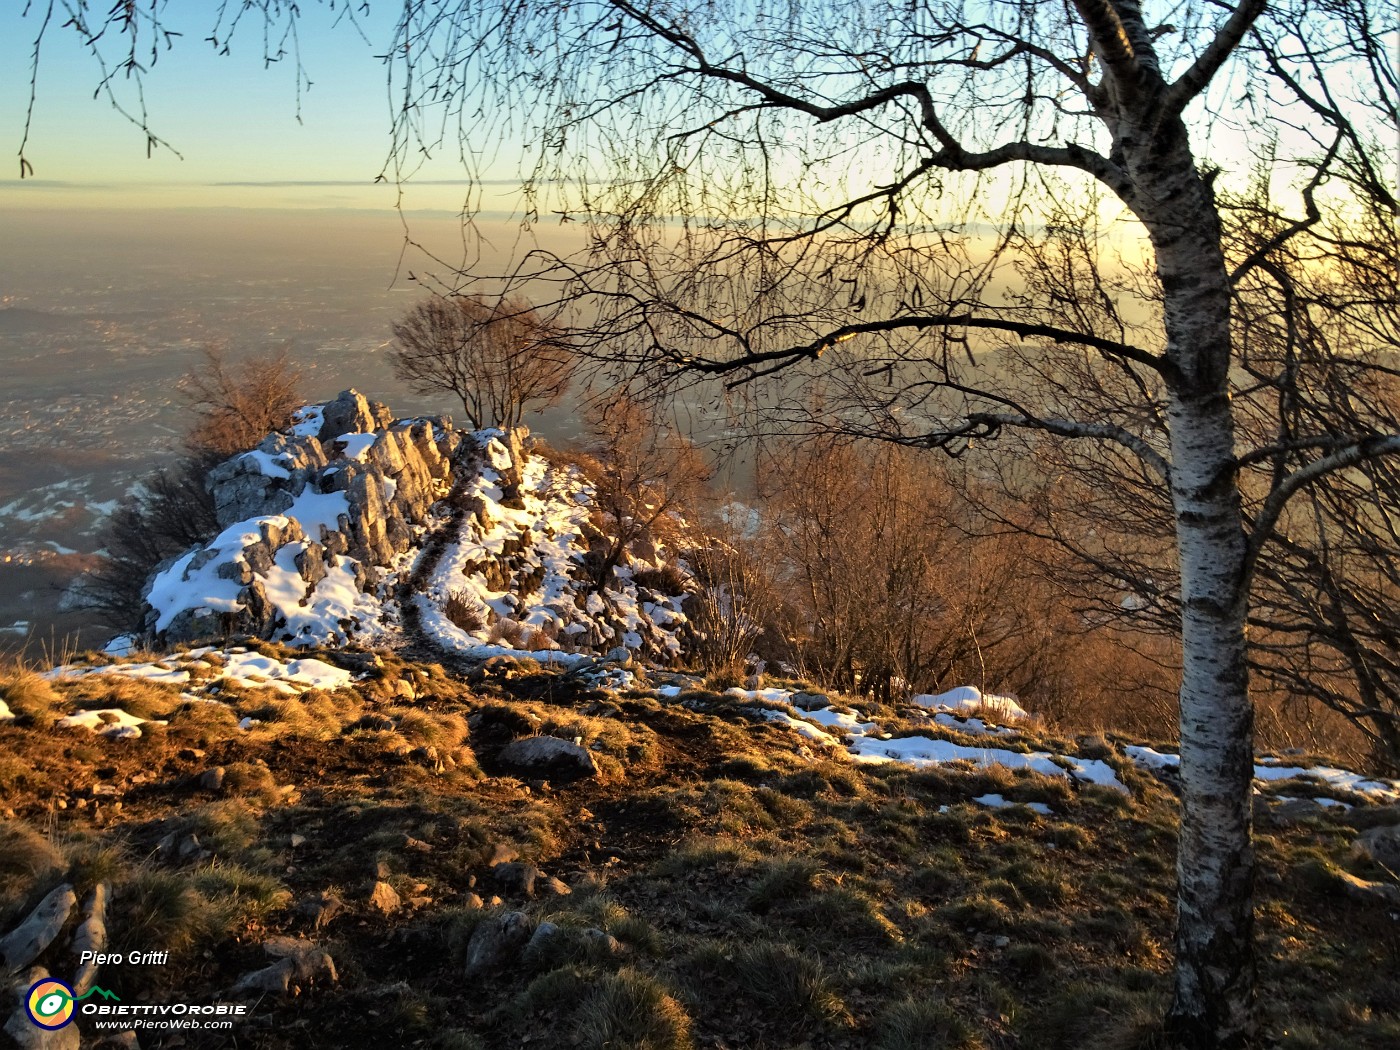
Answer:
xmin=0 ymin=206 xmax=514 ymax=650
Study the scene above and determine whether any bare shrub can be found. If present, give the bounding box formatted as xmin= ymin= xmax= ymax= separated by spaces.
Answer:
xmin=180 ymin=344 xmax=304 ymax=459
xmin=391 ymin=295 xmax=574 ymax=430
xmin=576 ymin=393 xmax=711 ymax=592
xmin=488 ymin=618 xmax=527 ymax=649
xmin=443 ymin=590 xmax=486 ymax=634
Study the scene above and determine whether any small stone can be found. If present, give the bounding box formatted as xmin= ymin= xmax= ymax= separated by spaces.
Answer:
xmin=289 ymin=834 xmax=306 ymax=849
xmin=298 ymin=892 xmax=344 ymax=930
xmin=368 ymin=881 xmax=401 ymax=916
xmin=539 ymin=876 xmax=571 ymax=897
xmin=993 ymin=935 xmax=1011 ymax=949
xmin=460 ymin=892 xmax=485 ymax=910
xmin=1354 ymin=825 xmax=1400 ymax=869
xmin=463 ymin=911 xmax=534 ymax=976
xmin=492 ymin=862 xmax=540 ymax=897
xmin=199 ymin=767 xmax=226 ymax=792
xmin=178 ymin=748 xmax=206 ymax=761
xmin=371 ymin=859 xmax=392 ymax=880
xmin=400 ymin=834 xmax=433 ymax=853
xmin=486 ymin=843 xmax=519 ymax=866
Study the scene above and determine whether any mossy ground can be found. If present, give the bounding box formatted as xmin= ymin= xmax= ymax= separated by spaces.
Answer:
xmin=0 ymin=648 xmax=1397 ymax=1049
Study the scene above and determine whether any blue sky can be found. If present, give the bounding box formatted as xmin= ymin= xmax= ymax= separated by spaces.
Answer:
xmin=0 ymin=3 xmax=488 ymax=209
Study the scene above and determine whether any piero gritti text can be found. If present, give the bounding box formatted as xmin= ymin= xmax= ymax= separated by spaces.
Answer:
xmin=79 ymin=950 xmax=170 ymax=966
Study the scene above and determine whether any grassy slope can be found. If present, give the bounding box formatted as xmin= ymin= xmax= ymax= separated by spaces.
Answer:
xmin=1 ymin=649 xmax=1398 ymax=1050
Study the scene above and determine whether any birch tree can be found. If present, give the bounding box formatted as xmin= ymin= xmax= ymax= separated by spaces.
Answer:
xmin=23 ymin=1 xmax=1399 ymax=1046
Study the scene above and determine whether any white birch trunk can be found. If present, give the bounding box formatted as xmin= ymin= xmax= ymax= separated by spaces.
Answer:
xmin=1119 ymin=88 xmax=1258 ymax=1048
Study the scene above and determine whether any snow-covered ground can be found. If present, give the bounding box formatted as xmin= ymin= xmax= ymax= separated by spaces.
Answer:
xmin=47 ymin=646 xmax=353 ymax=696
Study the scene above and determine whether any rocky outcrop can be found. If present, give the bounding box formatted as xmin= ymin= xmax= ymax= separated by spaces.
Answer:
xmin=142 ymin=390 xmax=465 ymax=645
xmin=137 ymin=389 xmax=696 ymax=659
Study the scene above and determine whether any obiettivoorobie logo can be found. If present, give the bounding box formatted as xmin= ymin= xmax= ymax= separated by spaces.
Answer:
xmin=25 ymin=978 xmax=120 ymax=1030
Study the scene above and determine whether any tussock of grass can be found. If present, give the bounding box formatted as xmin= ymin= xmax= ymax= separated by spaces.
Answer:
xmin=875 ymin=998 xmax=984 ymax=1050
xmin=0 ymin=667 xmax=63 ymax=721
xmin=745 ymin=855 xmax=823 ymax=913
xmin=220 ymin=761 xmax=281 ymax=802
xmin=114 ymin=870 xmax=223 ymax=957
xmin=576 ymin=968 xmax=693 ymax=1050
xmin=0 ymin=820 xmax=66 ymax=921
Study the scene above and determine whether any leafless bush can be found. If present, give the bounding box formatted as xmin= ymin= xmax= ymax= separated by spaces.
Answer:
xmin=443 ymin=590 xmax=486 ymax=634
xmin=391 ymin=296 xmax=574 ymax=430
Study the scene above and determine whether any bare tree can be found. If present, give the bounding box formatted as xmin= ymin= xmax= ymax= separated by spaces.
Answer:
xmin=181 ymin=345 xmax=304 ymax=459
xmin=573 ymin=393 xmax=712 ymax=594
xmin=24 ymin=2 xmax=1399 ymax=1044
xmin=390 ymin=296 xmax=574 ymax=431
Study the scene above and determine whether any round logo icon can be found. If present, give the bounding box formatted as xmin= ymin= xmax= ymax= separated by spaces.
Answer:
xmin=26 ymin=978 xmax=76 ymax=1030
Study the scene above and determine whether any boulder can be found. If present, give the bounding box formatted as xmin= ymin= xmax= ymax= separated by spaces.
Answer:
xmin=463 ymin=911 xmax=534 ymax=976
xmin=1353 ymin=824 xmax=1400 ymax=869
xmin=497 ymin=736 xmax=599 ymax=782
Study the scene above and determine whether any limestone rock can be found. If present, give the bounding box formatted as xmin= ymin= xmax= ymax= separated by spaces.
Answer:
xmin=368 ymin=881 xmax=401 ymax=916
xmin=492 ymin=862 xmax=540 ymax=897
xmin=497 ymin=736 xmax=599 ymax=782
xmin=1353 ymin=824 xmax=1400 ymax=869
xmin=463 ymin=911 xmax=534 ymax=976
xmin=230 ymin=940 xmax=337 ymax=996
xmin=0 ymin=884 xmax=76 ymax=970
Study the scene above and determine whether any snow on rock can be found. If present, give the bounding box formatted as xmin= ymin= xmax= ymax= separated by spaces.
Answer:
xmin=142 ymin=389 xmax=458 ymax=647
xmin=103 ymin=634 xmax=137 ymax=657
xmin=56 ymin=708 xmax=165 ymax=740
xmin=140 ymin=393 xmax=694 ymax=661
xmin=912 ymin=685 xmax=1029 ymax=721
xmin=415 ymin=430 xmax=692 ymax=663
xmin=973 ymin=793 xmax=1053 ymax=815
xmin=0 ymin=699 xmax=13 ymax=723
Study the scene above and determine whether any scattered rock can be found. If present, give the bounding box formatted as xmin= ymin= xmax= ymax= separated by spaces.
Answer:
xmin=289 ymin=834 xmax=307 ymax=849
xmin=497 ymin=735 xmax=599 ymax=782
xmin=525 ymin=921 xmax=562 ymax=955
xmin=460 ymin=893 xmax=485 ymax=910
xmin=400 ymin=834 xmax=433 ymax=853
xmin=393 ymin=679 xmax=417 ymax=701
xmin=298 ymin=892 xmax=344 ymax=930
xmin=368 ymin=881 xmax=401 ymax=916
xmin=230 ymin=940 xmax=338 ymax=996
xmin=198 ymin=767 xmax=226 ymax=792
xmin=492 ymin=862 xmax=540 ymax=897
xmin=463 ymin=911 xmax=534 ymax=976
xmin=539 ymin=876 xmax=571 ymax=897
xmin=371 ymin=858 xmax=392 ymax=880
xmin=1353 ymin=825 xmax=1400 ymax=870
xmin=0 ymin=884 xmax=76 ymax=970
xmin=70 ymin=883 xmax=110 ymax=995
